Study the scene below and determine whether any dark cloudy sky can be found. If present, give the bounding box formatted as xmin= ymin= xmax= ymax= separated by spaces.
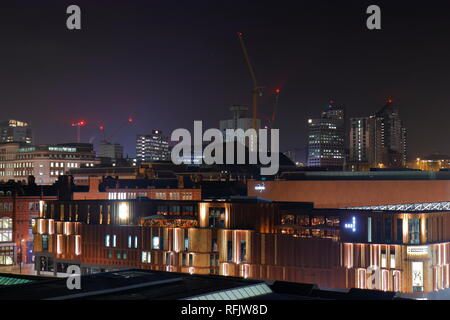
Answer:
xmin=1 ymin=0 xmax=450 ymax=160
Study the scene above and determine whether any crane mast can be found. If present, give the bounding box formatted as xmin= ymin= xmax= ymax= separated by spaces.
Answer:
xmin=237 ymin=32 xmax=264 ymax=131
xmin=270 ymin=88 xmax=281 ymax=129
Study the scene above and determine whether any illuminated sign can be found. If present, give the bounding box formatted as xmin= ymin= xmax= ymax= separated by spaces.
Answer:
xmin=254 ymin=183 xmax=266 ymax=192
xmin=407 ymin=246 xmax=429 ymax=257
xmin=344 ymin=216 xmax=356 ymax=232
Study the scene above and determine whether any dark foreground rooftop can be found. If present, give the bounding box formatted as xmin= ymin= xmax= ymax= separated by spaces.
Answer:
xmin=0 ymin=270 xmax=407 ymax=300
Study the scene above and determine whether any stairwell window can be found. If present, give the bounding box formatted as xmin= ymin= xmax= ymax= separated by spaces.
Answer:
xmin=408 ymin=218 xmax=421 ymax=244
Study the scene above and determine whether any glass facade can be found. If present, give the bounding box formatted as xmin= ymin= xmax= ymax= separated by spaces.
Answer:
xmin=408 ymin=218 xmax=420 ymax=244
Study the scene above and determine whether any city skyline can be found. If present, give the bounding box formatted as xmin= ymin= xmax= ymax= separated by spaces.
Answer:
xmin=4 ymin=0 xmax=450 ymax=302
xmin=1 ymin=1 xmax=450 ymax=159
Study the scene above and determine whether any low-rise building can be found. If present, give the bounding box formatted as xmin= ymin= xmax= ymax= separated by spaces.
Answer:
xmin=0 ymin=179 xmax=57 ymax=265
xmin=0 ymin=142 xmax=99 ymax=185
xmin=32 ymin=196 xmax=450 ymax=298
xmin=73 ymin=177 xmax=202 ymax=201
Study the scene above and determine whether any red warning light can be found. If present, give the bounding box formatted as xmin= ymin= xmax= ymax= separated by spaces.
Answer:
xmin=275 ymin=88 xmax=281 ymax=94
xmin=99 ymin=125 xmax=104 ymax=131
xmin=238 ymin=32 xmax=243 ymax=37
xmin=79 ymin=120 xmax=86 ymax=126
xmin=387 ymin=98 xmax=393 ymax=104
xmin=128 ymin=117 xmax=134 ymax=123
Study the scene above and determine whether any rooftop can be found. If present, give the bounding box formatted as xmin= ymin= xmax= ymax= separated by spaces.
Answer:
xmin=278 ymin=170 xmax=450 ymax=181
xmin=0 ymin=269 xmax=407 ymax=300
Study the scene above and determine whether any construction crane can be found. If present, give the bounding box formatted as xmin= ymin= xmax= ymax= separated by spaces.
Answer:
xmin=99 ymin=117 xmax=134 ymax=144
xmin=269 ymin=88 xmax=281 ymax=129
xmin=71 ymin=120 xmax=86 ymax=143
xmin=237 ymin=32 xmax=265 ymax=131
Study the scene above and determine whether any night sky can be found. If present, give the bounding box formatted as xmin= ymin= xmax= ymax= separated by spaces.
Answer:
xmin=1 ymin=0 xmax=450 ymax=160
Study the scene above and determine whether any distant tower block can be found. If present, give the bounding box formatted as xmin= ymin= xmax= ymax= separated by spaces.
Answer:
xmin=220 ymin=105 xmax=261 ymax=143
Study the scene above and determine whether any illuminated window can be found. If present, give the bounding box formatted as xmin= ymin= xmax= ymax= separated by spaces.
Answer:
xmin=152 ymin=236 xmax=160 ymax=250
xmin=105 ymin=234 xmax=110 ymax=247
xmin=412 ymin=261 xmax=424 ymax=292
xmin=390 ymin=249 xmax=396 ymax=269
xmin=381 ymin=249 xmax=387 ymax=268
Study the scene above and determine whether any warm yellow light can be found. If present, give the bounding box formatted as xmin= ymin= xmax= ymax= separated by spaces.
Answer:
xmin=56 ymin=235 xmax=63 ymax=254
xmin=199 ymin=203 xmax=208 ymax=227
xmin=118 ymin=203 xmax=129 ymax=220
xmin=75 ymin=235 xmax=81 ymax=255
xmin=39 ymin=200 xmax=44 ymax=217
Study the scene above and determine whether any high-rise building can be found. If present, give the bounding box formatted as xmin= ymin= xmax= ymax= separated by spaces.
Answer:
xmin=348 ymin=116 xmax=383 ymax=170
xmin=99 ymin=142 xmax=124 ymax=160
xmin=0 ymin=120 xmax=32 ymax=144
xmin=375 ymin=99 xmax=407 ymax=167
xmin=307 ymin=101 xmax=345 ymax=167
xmin=348 ymin=100 xmax=407 ymax=170
xmin=136 ymin=130 xmax=170 ymax=163
xmin=220 ymin=105 xmax=261 ymax=143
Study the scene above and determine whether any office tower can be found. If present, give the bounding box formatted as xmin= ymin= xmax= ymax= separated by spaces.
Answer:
xmin=136 ymin=130 xmax=170 ymax=162
xmin=0 ymin=120 xmax=32 ymax=144
xmin=307 ymin=101 xmax=345 ymax=167
xmin=99 ymin=142 xmax=124 ymax=160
